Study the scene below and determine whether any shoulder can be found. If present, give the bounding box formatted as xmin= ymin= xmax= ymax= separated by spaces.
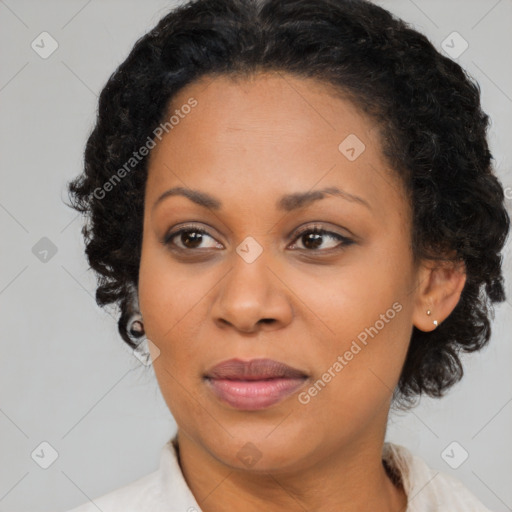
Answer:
xmin=383 ymin=442 xmax=493 ymax=512
xmin=63 ymin=438 xmax=201 ymax=512
xmin=64 ymin=470 xmax=162 ymax=512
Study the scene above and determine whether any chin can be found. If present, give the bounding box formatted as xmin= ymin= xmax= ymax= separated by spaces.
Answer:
xmin=197 ymin=424 xmax=318 ymax=473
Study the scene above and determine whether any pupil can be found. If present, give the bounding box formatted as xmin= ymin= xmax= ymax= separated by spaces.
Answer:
xmin=304 ymin=232 xmax=322 ymax=249
xmin=183 ymin=231 xmax=202 ymax=248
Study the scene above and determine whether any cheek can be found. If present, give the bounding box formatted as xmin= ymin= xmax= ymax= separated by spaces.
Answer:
xmin=139 ymin=229 xmax=193 ymax=326
xmin=297 ymin=302 xmax=412 ymax=438
xmin=310 ymin=247 xmax=411 ymax=349
xmin=138 ymin=248 xmax=214 ymax=426
xmin=297 ymin=247 xmax=414 ymax=412
xmin=138 ymin=241 xmax=226 ymax=373
xmin=139 ymin=258 xmax=203 ymax=351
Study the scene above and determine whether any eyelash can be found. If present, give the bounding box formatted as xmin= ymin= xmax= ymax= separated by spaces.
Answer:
xmin=163 ymin=223 xmax=355 ymax=254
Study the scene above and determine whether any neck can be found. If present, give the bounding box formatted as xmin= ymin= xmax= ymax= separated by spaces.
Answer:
xmin=175 ymin=430 xmax=407 ymax=512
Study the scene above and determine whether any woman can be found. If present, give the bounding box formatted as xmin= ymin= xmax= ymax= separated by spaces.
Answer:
xmin=65 ymin=0 xmax=510 ymax=510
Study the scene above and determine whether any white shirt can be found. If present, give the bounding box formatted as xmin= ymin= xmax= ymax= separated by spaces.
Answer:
xmin=65 ymin=437 xmax=492 ymax=512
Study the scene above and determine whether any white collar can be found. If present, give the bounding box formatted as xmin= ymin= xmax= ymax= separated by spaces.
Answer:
xmin=69 ymin=436 xmax=491 ymax=511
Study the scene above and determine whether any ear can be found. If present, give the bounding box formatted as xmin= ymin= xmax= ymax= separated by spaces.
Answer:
xmin=412 ymin=258 xmax=467 ymax=332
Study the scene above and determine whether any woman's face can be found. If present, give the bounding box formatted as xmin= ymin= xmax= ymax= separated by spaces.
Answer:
xmin=139 ymin=72 xmax=423 ymax=471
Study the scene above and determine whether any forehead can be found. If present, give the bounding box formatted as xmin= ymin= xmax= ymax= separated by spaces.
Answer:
xmin=146 ymin=71 xmax=406 ymax=220
xmin=163 ymin=71 xmax=374 ymax=148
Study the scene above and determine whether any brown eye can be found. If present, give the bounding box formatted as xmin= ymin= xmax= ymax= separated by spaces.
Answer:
xmin=162 ymin=224 xmax=354 ymax=254
xmin=164 ymin=226 xmax=223 ymax=250
xmin=290 ymin=227 xmax=354 ymax=251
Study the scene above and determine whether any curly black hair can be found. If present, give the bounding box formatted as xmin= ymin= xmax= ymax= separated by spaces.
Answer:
xmin=66 ymin=0 xmax=510 ymax=409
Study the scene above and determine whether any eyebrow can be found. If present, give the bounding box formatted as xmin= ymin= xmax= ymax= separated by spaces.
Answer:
xmin=152 ymin=185 xmax=371 ymax=212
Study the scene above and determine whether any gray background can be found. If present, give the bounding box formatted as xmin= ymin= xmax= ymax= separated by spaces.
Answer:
xmin=0 ymin=0 xmax=511 ymax=510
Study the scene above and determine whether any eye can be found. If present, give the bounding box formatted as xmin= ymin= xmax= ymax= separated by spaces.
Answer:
xmin=289 ymin=225 xmax=354 ymax=252
xmin=163 ymin=223 xmax=354 ymax=253
xmin=163 ymin=224 xmax=223 ymax=250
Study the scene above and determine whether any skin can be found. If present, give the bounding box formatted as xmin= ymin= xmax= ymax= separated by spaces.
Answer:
xmin=138 ymin=71 xmax=466 ymax=512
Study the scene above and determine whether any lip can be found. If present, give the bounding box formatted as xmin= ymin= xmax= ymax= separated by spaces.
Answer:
xmin=204 ymin=358 xmax=308 ymax=410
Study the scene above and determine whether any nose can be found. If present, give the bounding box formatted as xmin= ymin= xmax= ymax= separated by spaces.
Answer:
xmin=211 ymin=249 xmax=294 ymax=334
